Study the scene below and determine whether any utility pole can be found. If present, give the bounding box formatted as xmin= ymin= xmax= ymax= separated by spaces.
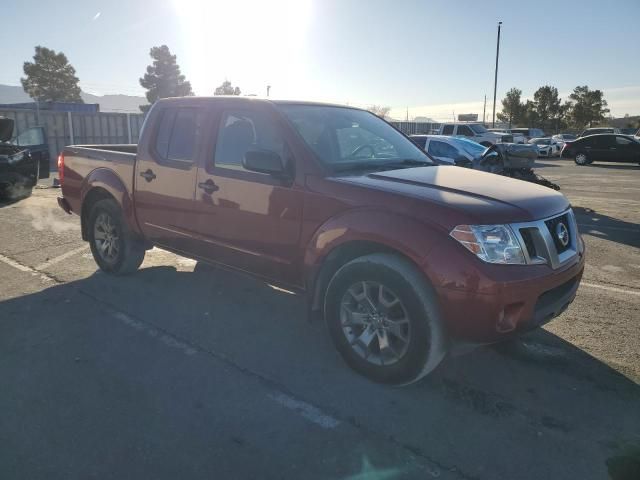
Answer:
xmin=492 ymin=21 xmax=502 ymax=128
xmin=266 ymin=85 xmax=271 ymax=97
xmin=406 ymin=107 xmax=409 ymax=122
xmin=483 ymin=95 xmax=487 ymax=124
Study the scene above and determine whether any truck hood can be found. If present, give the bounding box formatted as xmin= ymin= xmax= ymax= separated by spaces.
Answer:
xmin=334 ymin=166 xmax=569 ymax=224
xmin=0 ymin=117 xmax=14 ymax=142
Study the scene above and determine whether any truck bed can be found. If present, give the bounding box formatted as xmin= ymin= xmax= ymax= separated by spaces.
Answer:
xmin=61 ymin=144 xmax=138 ymax=216
xmin=72 ymin=144 xmax=137 ymax=154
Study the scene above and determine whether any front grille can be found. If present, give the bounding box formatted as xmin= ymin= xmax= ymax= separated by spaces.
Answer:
xmin=510 ymin=209 xmax=578 ymax=269
xmin=519 ymin=228 xmax=537 ymax=258
xmin=545 ymin=213 xmax=571 ymax=254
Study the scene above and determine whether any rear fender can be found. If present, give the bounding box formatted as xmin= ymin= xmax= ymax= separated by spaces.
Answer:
xmin=81 ymin=168 xmax=141 ymax=235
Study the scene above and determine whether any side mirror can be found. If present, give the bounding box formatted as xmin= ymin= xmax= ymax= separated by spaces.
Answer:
xmin=242 ymin=149 xmax=286 ymax=176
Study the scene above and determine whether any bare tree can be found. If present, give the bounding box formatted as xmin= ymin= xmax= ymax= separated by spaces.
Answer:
xmin=367 ymin=105 xmax=391 ymax=119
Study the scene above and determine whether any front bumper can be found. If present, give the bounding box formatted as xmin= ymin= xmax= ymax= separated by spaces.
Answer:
xmin=425 ymin=236 xmax=586 ymax=344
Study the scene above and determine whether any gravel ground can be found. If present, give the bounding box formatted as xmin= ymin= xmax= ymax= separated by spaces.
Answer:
xmin=0 ymin=159 xmax=638 ymax=480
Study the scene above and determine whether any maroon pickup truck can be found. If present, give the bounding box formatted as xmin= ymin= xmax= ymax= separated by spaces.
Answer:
xmin=58 ymin=97 xmax=585 ymax=384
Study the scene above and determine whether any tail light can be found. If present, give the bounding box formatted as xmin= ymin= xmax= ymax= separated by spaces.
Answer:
xmin=57 ymin=153 xmax=65 ymax=184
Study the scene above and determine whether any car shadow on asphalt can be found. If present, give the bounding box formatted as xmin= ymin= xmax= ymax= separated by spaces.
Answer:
xmin=1 ymin=262 xmax=639 ymax=479
xmin=573 ymin=206 xmax=640 ymax=248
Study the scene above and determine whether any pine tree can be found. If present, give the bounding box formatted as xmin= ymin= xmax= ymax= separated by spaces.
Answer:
xmin=139 ymin=45 xmax=193 ymax=112
xmin=21 ymin=46 xmax=83 ymax=103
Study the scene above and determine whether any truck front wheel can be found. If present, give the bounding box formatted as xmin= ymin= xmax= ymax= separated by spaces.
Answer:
xmin=88 ymin=199 xmax=145 ymax=275
xmin=324 ymin=253 xmax=446 ymax=385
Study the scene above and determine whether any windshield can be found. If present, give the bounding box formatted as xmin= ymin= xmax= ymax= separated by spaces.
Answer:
xmin=452 ymin=137 xmax=486 ymax=156
xmin=278 ymin=105 xmax=434 ymax=170
xmin=470 ymin=124 xmax=488 ymax=134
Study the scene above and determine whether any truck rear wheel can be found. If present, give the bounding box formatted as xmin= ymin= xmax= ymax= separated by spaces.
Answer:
xmin=324 ymin=253 xmax=446 ymax=385
xmin=88 ymin=199 xmax=145 ymax=275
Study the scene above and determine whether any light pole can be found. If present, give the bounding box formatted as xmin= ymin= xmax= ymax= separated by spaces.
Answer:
xmin=492 ymin=21 xmax=502 ymax=128
xmin=266 ymin=85 xmax=271 ymax=97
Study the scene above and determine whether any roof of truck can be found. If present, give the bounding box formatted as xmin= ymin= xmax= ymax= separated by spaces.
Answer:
xmin=155 ymin=96 xmax=363 ymax=110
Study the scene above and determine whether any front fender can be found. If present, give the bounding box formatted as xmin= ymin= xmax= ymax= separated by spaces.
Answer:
xmin=81 ymin=168 xmax=140 ymax=235
xmin=304 ymin=208 xmax=446 ymax=285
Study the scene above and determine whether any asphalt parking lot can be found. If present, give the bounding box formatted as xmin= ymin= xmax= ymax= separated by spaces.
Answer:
xmin=1 ymin=159 xmax=639 ymax=480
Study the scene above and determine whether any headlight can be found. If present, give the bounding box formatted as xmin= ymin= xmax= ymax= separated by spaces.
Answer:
xmin=450 ymin=224 xmax=525 ymax=264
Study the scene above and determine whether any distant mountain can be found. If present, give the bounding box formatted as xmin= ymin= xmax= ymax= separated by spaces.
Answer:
xmin=0 ymin=84 xmax=147 ymax=113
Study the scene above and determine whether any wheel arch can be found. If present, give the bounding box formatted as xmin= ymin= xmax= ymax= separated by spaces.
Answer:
xmin=80 ymin=168 xmax=139 ymax=240
xmin=305 ymin=211 xmax=442 ymax=314
xmin=80 ymin=187 xmax=118 ymax=241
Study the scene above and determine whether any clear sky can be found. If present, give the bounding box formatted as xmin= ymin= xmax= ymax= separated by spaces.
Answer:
xmin=2 ymin=0 xmax=638 ymax=120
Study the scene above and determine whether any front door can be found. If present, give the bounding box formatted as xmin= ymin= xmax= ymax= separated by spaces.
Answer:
xmin=613 ymin=135 xmax=639 ymax=163
xmin=427 ymin=139 xmax=460 ymax=164
xmin=134 ymin=106 xmax=204 ymax=251
xmin=13 ymin=127 xmax=50 ymax=178
xmin=192 ymin=105 xmax=303 ymax=286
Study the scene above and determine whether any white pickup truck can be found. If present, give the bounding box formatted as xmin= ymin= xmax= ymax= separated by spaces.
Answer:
xmin=438 ymin=123 xmax=513 ymax=146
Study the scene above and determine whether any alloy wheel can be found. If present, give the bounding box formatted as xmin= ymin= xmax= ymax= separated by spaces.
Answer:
xmin=340 ymin=281 xmax=411 ymax=366
xmin=93 ymin=212 xmax=120 ymax=263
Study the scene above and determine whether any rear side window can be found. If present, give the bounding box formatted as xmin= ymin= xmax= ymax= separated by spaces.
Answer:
xmin=442 ymin=125 xmax=454 ymax=135
xmin=154 ymin=108 xmax=203 ymax=163
xmin=616 ymin=136 xmax=633 ymax=145
xmin=215 ymin=109 xmax=284 ymax=170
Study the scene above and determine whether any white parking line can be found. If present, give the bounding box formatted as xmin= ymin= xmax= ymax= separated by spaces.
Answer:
xmin=35 ymin=245 xmax=90 ymax=270
xmin=0 ymin=253 xmax=52 ymax=282
xmin=581 ymin=282 xmax=640 ymax=297
xmin=268 ymin=392 xmax=340 ymax=429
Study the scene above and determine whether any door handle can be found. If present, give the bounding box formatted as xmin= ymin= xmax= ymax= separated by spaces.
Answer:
xmin=198 ymin=179 xmax=219 ymax=194
xmin=139 ymin=169 xmax=157 ymax=182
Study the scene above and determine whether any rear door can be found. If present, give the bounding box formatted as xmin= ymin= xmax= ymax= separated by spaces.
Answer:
xmin=134 ymin=106 xmax=205 ymax=251
xmin=591 ymin=135 xmax=616 ymax=162
xmin=13 ymin=127 xmax=50 ymax=178
xmin=192 ymin=103 xmax=303 ymax=285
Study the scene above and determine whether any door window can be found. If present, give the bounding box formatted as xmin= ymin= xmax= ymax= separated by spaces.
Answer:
xmin=13 ymin=127 xmax=45 ymax=146
xmin=457 ymin=125 xmax=474 ymax=137
xmin=154 ymin=108 xmax=203 ymax=163
xmin=215 ymin=109 xmax=284 ymax=171
xmin=616 ymin=136 xmax=633 ymax=146
xmin=442 ymin=125 xmax=454 ymax=135
xmin=593 ymin=135 xmax=614 ymax=148
xmin=428 ymin=140 xmax=459 ymax=158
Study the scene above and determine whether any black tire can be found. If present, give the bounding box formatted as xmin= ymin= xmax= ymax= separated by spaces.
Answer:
xmin=88 ymin=198 xmax=145 ymax=275
xmin=574 ymin=152 xmax=590 ymax=165
xmin=324 ymin=253 xmax=446 ymax=385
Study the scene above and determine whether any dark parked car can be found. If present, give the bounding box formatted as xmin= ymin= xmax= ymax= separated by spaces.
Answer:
xmin=561 ymin=134 xmax=640 ymax=165
xmin=57 ymin=97 xmax=585 ymax=385
xmin=0 ymin=117 xmax=49 ymax=198
xmin=577 ymin=127 xmax=620 ymax=137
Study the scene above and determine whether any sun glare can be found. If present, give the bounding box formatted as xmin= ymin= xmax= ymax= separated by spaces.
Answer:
xmin=173 ymin=0 xmax=312 ymax=97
